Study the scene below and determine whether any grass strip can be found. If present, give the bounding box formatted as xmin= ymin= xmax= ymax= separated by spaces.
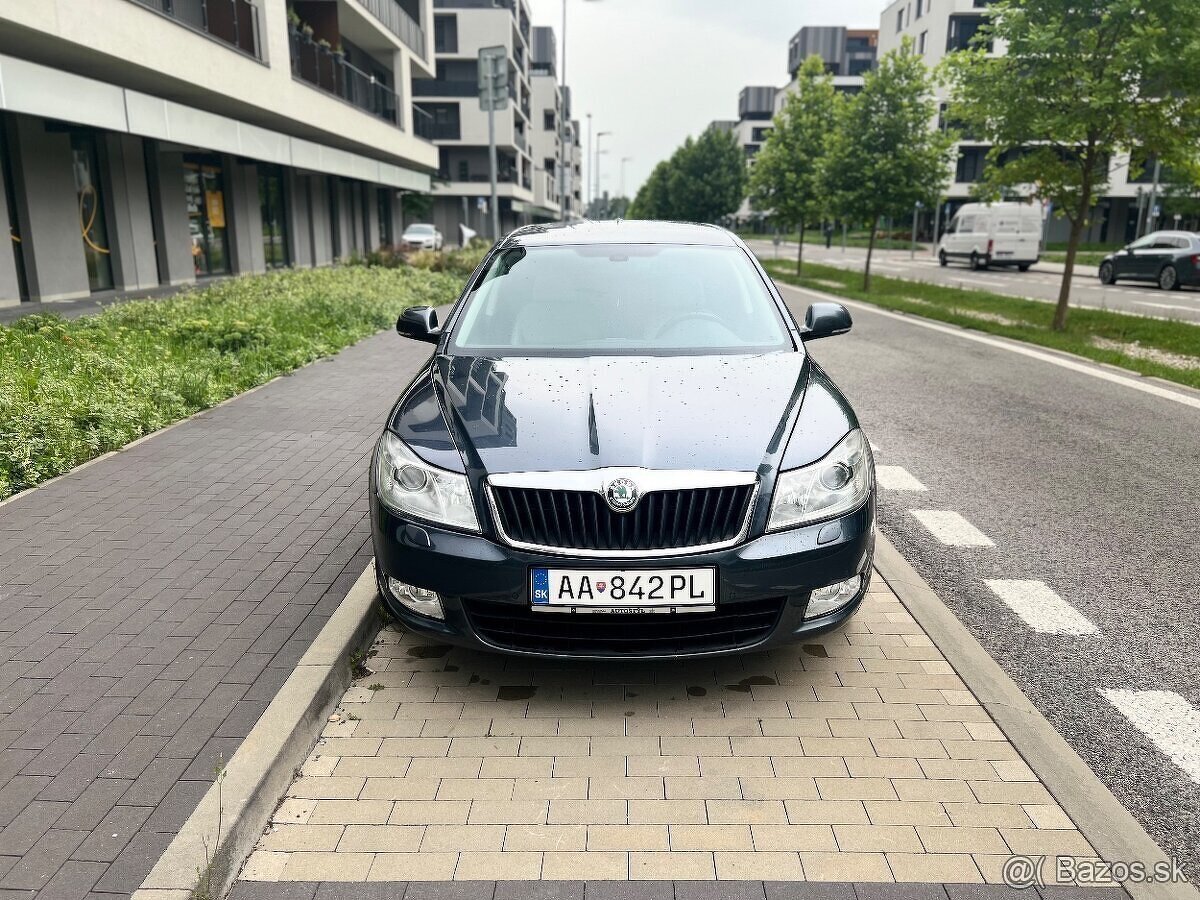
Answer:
xmin=760 ymin=258 xmax=1200 ymax=390
xmin=0 ymin=265 xmax=461 ymax=500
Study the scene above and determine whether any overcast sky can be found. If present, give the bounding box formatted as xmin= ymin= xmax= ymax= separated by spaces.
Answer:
xmin=526 ymin=0 xmax=884 ymax=202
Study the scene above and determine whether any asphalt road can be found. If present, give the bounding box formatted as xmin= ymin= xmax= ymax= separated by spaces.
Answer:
xmin=747 ymin=238 xmax=1200 ymax=325
xmin=775 ymin=279 xmax=1200 ymax=882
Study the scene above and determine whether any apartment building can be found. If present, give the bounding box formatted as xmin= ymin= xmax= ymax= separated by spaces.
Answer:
xmin=418 ymin=0 xmax=552 ymax=241
xmin=529 ymin=26 xmax=581 ymax=222
xmin=0 ymin=0 xmax=437 ymax=305
xmin=785 ymin=25 xmax=878 ymax=94
xmin=880 ymin=0 xmax=1150 ymax=244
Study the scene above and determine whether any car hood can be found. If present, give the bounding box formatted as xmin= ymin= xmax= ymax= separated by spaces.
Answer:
xmin=397 ymin=352 xmax=824 ymax=475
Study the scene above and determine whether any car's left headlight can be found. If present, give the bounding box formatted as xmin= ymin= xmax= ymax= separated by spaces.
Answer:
xmin=768 ymin=428 xmax=873 ymax=531
xmin=375 ymin=431 xmax=479 ymax=532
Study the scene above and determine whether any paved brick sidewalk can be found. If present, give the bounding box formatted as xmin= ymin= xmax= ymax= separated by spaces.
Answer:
xmin=239 ymin=579 xmax=1114 ymax=892
xmin=0 ymin=331 xmax=429 ymax=898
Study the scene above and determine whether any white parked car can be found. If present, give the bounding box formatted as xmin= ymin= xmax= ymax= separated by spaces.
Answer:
xmin=401 ymin=223 xmax=443 ymax=251
xmin=938 ymin=202 xmax=1043 ymax=271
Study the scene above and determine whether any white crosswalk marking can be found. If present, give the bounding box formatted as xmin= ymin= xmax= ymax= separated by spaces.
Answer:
xmin=1102 ymin=690 xmax=1200 ymax=784
xmin=984 ymin=579 xmax=1098 ymax=635
xmin=875 ymin=466 xmax=928 ymax=491
xmin=910 ymin=510 xmax=994 ymax=546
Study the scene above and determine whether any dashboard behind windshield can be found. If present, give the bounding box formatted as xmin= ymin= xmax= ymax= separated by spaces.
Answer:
xmin=449 ymin=243 xmax=793 ymax=355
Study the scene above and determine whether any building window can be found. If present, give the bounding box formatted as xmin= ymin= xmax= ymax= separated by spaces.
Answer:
xmin=543 ymin=110 xmax=556 ymax=131
xmin=434 ymin=15 xmax=458 ymax=53
xmin=947 ymin=15 xmax=990 ymax=52
xmin=184 ymin=155 xmax=230 ymax=276
xmin=70 ymin=132 xmax=115 ymax=292
xmin=258 ymin=165 xmax=290 ymax=269
xmin=458 ymin=161 xmax=469 ymax=182
xmin=956 ymin=147 xmax=988 ymax=183
xmin=896 ymin=8 xmax=904 ymax=31
xmin=919 ymin=30 xmax=928 ymax=53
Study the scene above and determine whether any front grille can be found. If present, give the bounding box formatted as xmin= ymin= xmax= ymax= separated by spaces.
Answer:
xmin=490 ymin=484 xmax=755 ymax=552
xmin=462 ymin=596 xmax=785 ymax=656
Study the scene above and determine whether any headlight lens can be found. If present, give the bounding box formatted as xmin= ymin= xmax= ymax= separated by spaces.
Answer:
xmin=375 ymin=431 xmax=479 ymax=531
xmin=768 ymin=428 xmax=873 ymax=531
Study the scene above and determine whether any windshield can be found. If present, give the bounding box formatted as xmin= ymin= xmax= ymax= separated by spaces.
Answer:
xmin=449 ymin=243 xmax=793 ymax=354
xmin=407 ymin=224 xmax=435 ymax=234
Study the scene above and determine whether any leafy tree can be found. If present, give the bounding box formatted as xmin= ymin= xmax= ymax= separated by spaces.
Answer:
xmin=750 ymin=55 xmax=840 ymax=274
xmin=945 ymin=0 xmax=1200 ymax=330
xmin=823 ymin=39 xmax=952 ymax=290
xmin=630 ymin=128 xmax=746 ymax=224
xmin=629 ymin=160 xmax=672 ymax=219
xmin=667 ymin=127 xmax=747 ymax=224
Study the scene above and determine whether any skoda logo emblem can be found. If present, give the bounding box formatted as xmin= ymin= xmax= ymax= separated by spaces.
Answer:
xmin=605 ymin=478 xmax=640 ymax=513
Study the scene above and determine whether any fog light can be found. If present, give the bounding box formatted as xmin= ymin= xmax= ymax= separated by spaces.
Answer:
xmin=806 ymin=574 xmax=862 ymax=619
xmin=387 ymin=577 xmax=445 ymax=620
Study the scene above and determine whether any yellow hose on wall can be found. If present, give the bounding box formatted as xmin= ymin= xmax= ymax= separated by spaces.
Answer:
xmin=79 ymin=184 xmax=110 ymax=255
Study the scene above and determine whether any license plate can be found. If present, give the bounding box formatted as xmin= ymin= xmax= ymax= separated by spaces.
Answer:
xmin=530 ymin=567 xmax=716 ymax=614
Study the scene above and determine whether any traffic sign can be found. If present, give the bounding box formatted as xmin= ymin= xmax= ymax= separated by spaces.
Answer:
xmin=478 ymin=46 xmax=508 ymax=112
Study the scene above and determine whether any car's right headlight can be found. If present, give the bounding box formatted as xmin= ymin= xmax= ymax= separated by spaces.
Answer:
xmin=375 ymin=431 xmax=479 ymax=532
xmin=768 ymin=428 xmax=873 ymax=531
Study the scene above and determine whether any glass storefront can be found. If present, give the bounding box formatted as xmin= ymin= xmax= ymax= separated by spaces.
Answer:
xmin=183 ymin=155 xmax=230 ymax=276
xmin=377 ymin=188 xmax=393 ymax=248
xmin=258 ymin=165 xmax=290 ymax=268
xmin=70 ymin=132 xmax=114 ymax=292
xmin=1 ymin=120 xmax=28 ymax=300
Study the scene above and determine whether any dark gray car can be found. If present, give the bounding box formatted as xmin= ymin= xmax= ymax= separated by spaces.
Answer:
xmin=1099 ymin=231 xmax=1200 ymax=290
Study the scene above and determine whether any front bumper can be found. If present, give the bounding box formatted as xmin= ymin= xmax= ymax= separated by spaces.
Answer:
xmin=369 ymin=493 xmax=875 ymax=659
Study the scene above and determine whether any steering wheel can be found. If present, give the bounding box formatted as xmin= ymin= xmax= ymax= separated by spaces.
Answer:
xmin=654 ymin=311 xmax=727 ymax=338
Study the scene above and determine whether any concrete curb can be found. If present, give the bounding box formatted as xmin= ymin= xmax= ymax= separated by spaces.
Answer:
xmin=873 ymin=531 xmax=1198 ymax=900
xmin=131 ymin=562 xmax=383 ymax=900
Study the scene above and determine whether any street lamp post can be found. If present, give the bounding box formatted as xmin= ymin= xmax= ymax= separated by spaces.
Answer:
xmin=558 ymin=0 xmax=602 ymax=222
xmin=586 ymin=113 xmax=592 ymax=213
xmin=619 ymin=156 xmax=632 ymax=199
xmin=594 ymin=131 xmax=611 ymax=217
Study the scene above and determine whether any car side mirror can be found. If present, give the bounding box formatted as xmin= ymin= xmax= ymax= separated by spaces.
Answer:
xmin=801 ymin=302 xmax=852 ymax=341
xmin=397 ymin=306 xmax=440 ymax=343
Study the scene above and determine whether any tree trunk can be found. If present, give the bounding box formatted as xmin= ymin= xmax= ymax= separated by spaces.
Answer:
xmin=863 ymin=217 xmax=879 ymax=292
xmin=1054 ymin=184 xmax=1093 ymax=332
xmin=796 ymin=222 xmax=806 ymax=276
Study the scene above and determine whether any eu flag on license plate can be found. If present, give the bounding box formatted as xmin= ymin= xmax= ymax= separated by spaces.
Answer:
xmin=531 ymin=568 xmax=550 ymax=605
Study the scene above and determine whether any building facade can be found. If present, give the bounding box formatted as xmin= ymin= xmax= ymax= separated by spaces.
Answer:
xmin=418 ymin=0 xmax=547 ymax=243
xmin=0 ymin=0 xmax=438 ymax=305
xmin=879 ymin=0 xmax=1151 ymax=244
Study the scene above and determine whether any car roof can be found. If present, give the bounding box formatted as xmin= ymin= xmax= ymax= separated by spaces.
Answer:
xmin=498 ymin=220 xmax=738 ymax=249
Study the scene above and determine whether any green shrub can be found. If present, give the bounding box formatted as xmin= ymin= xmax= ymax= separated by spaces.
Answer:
xmin=0 ymin=266 xmax=461 ymax=499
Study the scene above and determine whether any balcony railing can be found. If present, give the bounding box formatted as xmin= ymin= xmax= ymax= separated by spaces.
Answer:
xmin=358 ymin=0 xmax=427 ymax=59
xmin=439 ymin=169 xmax=520 ymax=184
xmin=290 ymin=28 xmax=401 ymax=127
xmin=413 ymin=105 xmax=447 ymax=141
xmin=130 ymin=0 xmax=261 ymax=59
xmin=414 ymin=79 xmax=478 ymax=97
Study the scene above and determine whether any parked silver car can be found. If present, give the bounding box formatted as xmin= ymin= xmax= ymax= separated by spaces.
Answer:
xmin=401 ymin=223 xmax=443 ymax=251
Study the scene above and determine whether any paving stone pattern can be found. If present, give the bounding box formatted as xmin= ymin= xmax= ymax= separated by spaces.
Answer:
xmin=242 ymin=582 xmax=1105 ymax=888
xmin=0 ymin=332 xmax=430 ymax=898
xmin=229 ymin=881 xmax=1131 ymax=900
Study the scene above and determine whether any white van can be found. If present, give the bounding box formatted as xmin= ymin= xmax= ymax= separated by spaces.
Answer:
xmin=938 ymin=202 xmax=1043 ymax=271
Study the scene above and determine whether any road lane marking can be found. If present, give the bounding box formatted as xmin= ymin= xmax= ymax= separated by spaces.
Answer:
xmin=876 ymin=465 xmax=927 ymax=491
xmin=983 ymin=579 xmax=1098 ymax=635
xmin=776 ymin=282 xmax=1200 ymax=411
xmin=1102 ymin=689 xmax=1200 ymax=784
xmin=1135 ymin=301 xmax=1200 ymax=313
xmin=910 ymin=510 xmax=994 ymax=546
